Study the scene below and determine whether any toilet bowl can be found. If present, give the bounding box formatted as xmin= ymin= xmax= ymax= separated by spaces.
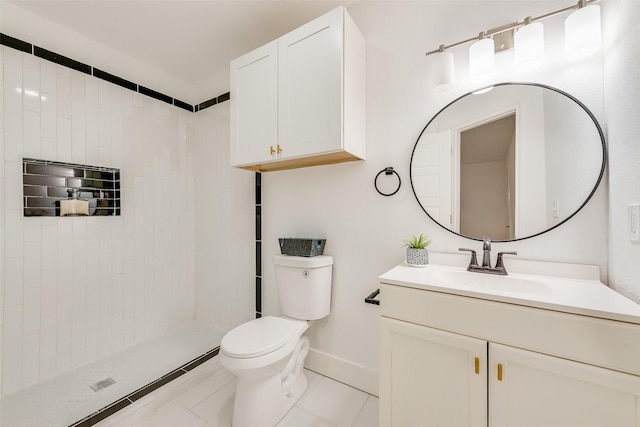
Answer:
xmin=219 ymin=254 xmax=333 ymax=427
xmin=220 ymin=316 xmax=310 ymax=427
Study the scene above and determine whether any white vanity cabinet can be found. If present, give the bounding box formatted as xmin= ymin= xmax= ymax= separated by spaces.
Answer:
xmin=230 ymin=6 xmax=366 ymax=172
xmin=379 ymin=267 xmax=640 ymax=427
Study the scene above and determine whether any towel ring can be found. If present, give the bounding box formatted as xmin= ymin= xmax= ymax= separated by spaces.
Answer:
xmin=375 ymin=167 xmax=401 ymax=197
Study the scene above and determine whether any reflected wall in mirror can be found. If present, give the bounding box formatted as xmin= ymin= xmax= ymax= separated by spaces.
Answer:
xmin=410 ymin=83 xmax=606 ymax=242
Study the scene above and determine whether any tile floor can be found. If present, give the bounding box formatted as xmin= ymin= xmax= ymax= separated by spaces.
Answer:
xmin=99 ymin=357 xmax=379 ymax=427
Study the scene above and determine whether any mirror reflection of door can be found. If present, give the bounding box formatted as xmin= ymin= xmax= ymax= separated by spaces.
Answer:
xmin=459 ymin=113 xmax=516 ymax=240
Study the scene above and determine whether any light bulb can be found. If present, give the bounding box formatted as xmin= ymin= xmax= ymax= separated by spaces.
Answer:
xmin=515 ymin=21 xmax=544 ymax=71
xmin=565 ymin=4 xmax=601 ymax=60
xmin=469 ymin=37 xmax=495 ymax=83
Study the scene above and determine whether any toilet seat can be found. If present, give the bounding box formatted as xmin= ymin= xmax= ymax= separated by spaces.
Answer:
xmin=221 ymin=316 xmax=307 ymax=359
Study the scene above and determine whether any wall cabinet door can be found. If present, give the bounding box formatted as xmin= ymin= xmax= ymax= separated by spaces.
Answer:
xmin=230 ymin=40 xmax=278 ymax=167
xmin=230 ymin=6 xmax=365 ymax=172
xmin=380 ymin=318 xmax=488 ymax=427
xmin=277 ymin=6 xmax=343 ymax=160
xmin=490 ymin=343 xmax=640 ymax=427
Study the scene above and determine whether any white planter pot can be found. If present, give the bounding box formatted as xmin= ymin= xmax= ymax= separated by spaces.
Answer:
xmin=406 ymin=248 xmax=429 ymax=267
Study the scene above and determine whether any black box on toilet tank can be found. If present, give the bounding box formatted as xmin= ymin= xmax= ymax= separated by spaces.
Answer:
xmin=278 ymin=238 xmax=326 ymax=257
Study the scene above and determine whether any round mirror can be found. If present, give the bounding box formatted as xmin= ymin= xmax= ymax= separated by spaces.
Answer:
xmin=410 ymin=83 xmax=606 ymax=242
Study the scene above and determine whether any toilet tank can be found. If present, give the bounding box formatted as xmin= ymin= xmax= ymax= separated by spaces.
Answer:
xmin=273 ymin=255 xmax=333 ymax=320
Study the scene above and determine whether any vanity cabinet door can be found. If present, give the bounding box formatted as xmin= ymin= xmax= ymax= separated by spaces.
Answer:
xmin=380 ymin=318 xmax=488 ymax=427
xmin=230 ymin=40 xmax=278 ymax=167
xmin=490 ymin=343 xmax=640 ymax=427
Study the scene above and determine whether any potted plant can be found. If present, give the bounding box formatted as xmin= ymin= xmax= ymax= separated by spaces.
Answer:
xmin=403 ymin=233 xmax=432 ymax=267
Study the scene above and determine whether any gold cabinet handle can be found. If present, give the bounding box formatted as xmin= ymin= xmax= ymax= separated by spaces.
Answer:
xmin=497 ymin=363 xmax=503 ymax=381
xmin=269 ymin=146 xmax=275 ymax=155
xmin=474 ymin=357 xmax=480 ymax=374
xmin=277 ymin=144 xmax=282 ymax=154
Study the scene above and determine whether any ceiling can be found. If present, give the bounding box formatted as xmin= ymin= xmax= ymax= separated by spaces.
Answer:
xmin=7 ymin=0 xmax=355 ymax=85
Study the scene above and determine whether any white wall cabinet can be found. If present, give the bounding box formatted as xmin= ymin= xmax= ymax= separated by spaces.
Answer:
xmin=380 ymin=283 xmax=640 ymax=427
xmin=230 ymin=6 xmax=366 ymax=172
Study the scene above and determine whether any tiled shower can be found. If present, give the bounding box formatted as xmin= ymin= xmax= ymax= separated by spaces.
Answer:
xmin=0 ymin=38 xmax=256 ymax=424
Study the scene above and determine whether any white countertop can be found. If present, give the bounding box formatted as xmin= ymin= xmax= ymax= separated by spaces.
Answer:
xmin=379 ymin=260 xmax=640 ymax=325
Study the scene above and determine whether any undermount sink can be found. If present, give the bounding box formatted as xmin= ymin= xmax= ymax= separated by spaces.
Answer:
xmin=432 ymin=269 xmax=553 ymax=294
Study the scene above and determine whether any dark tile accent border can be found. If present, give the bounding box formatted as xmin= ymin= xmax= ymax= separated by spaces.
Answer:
xmin=139 ymin=85 xmax=173 ymax=105
xmin=34 ymin=46 xmax=92 ymax=75
xmin=0 ymin=33 xmax=32 ymax=53
xmin=68 ymin=347 xmax=219 ymax=427
xmin=173 ymin=98 xmax=194 ymax=113
xmin=93 ymin=68 xmax=138 ymax=92
xmin=255 ymin=172 xmax=262 ymax=318
xmin=0 ymin=33 xmax=228 ymax=112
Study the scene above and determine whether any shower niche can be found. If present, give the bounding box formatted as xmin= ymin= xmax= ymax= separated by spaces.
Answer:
xmin=22 ymin=158 xmax=121 ymax=217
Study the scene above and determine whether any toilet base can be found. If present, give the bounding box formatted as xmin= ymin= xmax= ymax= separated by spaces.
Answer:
xmin=232 ymin=369 xmax=308 ymax=427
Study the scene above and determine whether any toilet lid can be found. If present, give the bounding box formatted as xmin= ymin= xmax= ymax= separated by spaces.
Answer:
xmin=221 ymin=316 xmax=301 ymax=358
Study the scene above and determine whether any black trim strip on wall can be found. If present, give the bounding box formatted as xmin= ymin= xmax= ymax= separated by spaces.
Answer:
xmin=0 ymin=33 xmax=227 ymax=113
xmin=68 ymin=347 xmax=220 ymax=427
xmin=255 ymin=172 xmax=262 ymax=318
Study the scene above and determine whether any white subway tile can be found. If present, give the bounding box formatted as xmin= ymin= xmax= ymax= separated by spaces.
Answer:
xmin=23 ymin=109 xmax=41 ymax=157
xmin=5 ymin=208 xmax=23 ymax=257
xmin=41 ymin=136 xmax=57 ymax=160
xmin=40 ymin=61 xmax=56 ymax=95
xmin=85 ymin=82 xmax=99 ymax=124
xmin=40 ymin=271 xmax=58 ymax=316
xmin=4 ymin=112 xmax=23 ymax=161
xmin=22 ymin=333 xmax=40 ymax=385
xmin=41 ymin=95 xmax=57 ymax=139
xmin=4 ymin=256 xmax=24 ymax=307
xmin=71 ymin=322 xmax=86 ymax=368
xmin=71 ymin=71 xmax=85 ymax=103
xmin=40 ymin=313 xmax=57 ymax=361
xmin=4 ymin=160 xmax=22 ymax=210
xmin=3 ymin=63 xmax=22 ymax=114
xmin=56 ymin=337 xmax=71 ymax=374
xmin=111 ymin=311 xmax=123 ymax=353
xmin=3 ymin=312 xmax=22 ymax=380
xmin=86 ymin=123 xmax=99 ymax=164
xmin=23 ymin=218 xmax=42 ymax=242
xmin=56 ymin=117 xmax=72 ymax=162
xmin=23 ymin=287 xmax=41 ymax=335
xmin=56 ymin=72 xmax=71 ymax=119
xmin=41 ymin=224 xmax=58 ymax=271
xmin=23 ymin=243 xmax=41 ymax=289
xmin=23 ymin=62 xmax=40 ymax=112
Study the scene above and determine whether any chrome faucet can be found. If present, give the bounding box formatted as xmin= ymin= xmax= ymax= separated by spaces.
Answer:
xmin=481 ymin=236 xmax=492 ymax=268
xmin=459 ymin=236 xmax=517 ymax=275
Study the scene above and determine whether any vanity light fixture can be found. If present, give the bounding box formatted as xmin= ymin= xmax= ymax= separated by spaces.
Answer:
xmin=425 ymin=0 xmax=601 ymax=92
xmin=565 ymin=0 xmax=601 ymax=60
xmin=432 ymin=45 xmax=456 ymax=93
xmin=514 ymin=17 xmax=544 ymax=71
xmin=469 ymin=32 xmax=495 ymax=84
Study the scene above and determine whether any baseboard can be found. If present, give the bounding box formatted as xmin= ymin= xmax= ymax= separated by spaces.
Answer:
xmin=304 ymin=348 xmax=379 ymax=396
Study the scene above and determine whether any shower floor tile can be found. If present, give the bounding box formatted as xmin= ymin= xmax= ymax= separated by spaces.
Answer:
xmin=99 ymin=360 xmax=379 ymax=427
xmin=0 ymin=321 xmax=223 ymax=427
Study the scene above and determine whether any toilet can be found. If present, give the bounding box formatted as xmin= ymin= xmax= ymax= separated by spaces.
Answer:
xmin=219 ymin=254 xmax=333 ymax=427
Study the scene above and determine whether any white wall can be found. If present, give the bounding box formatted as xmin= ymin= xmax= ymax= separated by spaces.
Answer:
xmin=604 ymin=1 xmax=640 ymax=303
xmin=262 ymin=1 xmax=609 ymax=395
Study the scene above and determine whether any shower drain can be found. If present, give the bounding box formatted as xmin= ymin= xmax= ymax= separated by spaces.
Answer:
xmin=89 ymin=377 xmax=116 ymax=392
